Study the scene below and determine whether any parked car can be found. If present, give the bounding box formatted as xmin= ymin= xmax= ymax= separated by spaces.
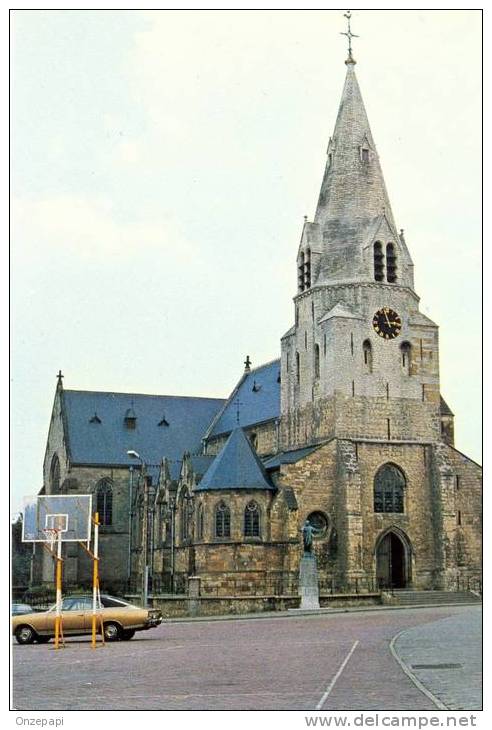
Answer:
xmin=11 ymin=603 xmax=37 ymax=617
xmin=12 ymin=594 xmax=162 ymax=644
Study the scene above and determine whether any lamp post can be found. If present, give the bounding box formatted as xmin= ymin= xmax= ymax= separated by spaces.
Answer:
xmin=127 ymin=450 xmax=149 ymax=607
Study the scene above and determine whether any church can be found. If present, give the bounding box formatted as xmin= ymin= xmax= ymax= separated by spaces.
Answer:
xmin=34 ymin=30 xmax=482 ymax=602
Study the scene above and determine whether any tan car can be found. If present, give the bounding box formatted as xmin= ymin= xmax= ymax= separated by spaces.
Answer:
xmin=12 ymin=594 xmax=162 ymax=644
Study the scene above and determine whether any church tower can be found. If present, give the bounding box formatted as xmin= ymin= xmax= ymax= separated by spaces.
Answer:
xmin=276 ymin=18 xmax=481 ymax=592
xmin=280 ymin=38 xmax=440 ymax=450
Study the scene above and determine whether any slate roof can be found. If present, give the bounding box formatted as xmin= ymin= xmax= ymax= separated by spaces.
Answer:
xmin=263 ymin=444 xmax=323 ymax=470
xmin=206 ymin=359 xmax=280 ymax=438
xmin=61 ymin=390 xmax=225 ymax=470
xmin=440 ymin=396 xmax=454 ymax=417
xmin=195 ymin=428 xmax=275 ymax=492
xmin=190 ymin=454 xmax=216 ymax=478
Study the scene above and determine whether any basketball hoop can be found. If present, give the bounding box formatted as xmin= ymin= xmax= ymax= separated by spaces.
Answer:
xmin=42 ymin=527 xmax=59 ymax=553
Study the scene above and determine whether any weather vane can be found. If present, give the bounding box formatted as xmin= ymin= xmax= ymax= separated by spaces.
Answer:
xmin=341 ymin=10 xmax=359 ymax=64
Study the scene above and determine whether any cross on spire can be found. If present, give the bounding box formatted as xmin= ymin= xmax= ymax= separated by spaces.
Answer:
xmin=244 ymin=355 xmax=252 ymax=372
xmin=341 ymin=10 xmax=359 ymax=65
xmin=56 ymin=370 xmax=64 ymax=387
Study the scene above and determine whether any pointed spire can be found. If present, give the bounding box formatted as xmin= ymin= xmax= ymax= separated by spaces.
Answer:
xmin=56 ymin=370 xmax=64 ymax=390
xmin=310 ymin=49 xmax=411 ymax=285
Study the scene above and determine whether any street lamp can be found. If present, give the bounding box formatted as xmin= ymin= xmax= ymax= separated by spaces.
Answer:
xmin=127 ymin=450 xmax=149 ymax=607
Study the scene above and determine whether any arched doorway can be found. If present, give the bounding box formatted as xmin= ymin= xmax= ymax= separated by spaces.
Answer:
xmin=376 ymin=531 xmax=409 ymax=588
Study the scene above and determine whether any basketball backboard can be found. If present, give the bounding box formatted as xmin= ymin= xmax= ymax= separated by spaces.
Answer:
xmin=22 ymin=494 xmax=92 ymax=544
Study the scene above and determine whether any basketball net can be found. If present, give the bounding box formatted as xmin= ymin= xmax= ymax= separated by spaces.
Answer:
xmin=42 ymin=527 xmax=60 ymax=554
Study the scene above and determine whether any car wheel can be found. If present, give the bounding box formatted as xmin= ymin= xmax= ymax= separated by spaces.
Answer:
xmin=103 ymin=622 xmax=121 ymax=642
xmin=120 ymin=629 xmax=135 ymax=641
xmin=15 ymin=625 xmax=37 ymax=645
xmin=36 ymin=636 xmax=51 ymax=644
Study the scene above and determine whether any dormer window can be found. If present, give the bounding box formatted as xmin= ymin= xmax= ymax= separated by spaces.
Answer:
xmin=124 ymin=408 xmax=137 ymax=430
xmin=328 ymin=152 xmax=333 ymax=167
xmin=158 ymin=414 xmax=169 ymax=427
xmin=89 ymin=412 xmax=101 ymax=424
xmin=252 ymin=380 xmax=261 ymax=392
xmin=361 ymin=147 xmax=370 ymax=163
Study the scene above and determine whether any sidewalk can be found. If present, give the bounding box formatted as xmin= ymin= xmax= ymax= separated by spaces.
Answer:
xmin=162 ymin=600 xmax=480 ymax=623
xmin=392 ymin=605 xmax=482 ymax=711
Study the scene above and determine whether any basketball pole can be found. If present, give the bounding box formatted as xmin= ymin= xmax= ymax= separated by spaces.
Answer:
xmin=54 ymin=529 xmax=64 ymax=649
xmin=91 ymin=512 xmax=101 ymax=648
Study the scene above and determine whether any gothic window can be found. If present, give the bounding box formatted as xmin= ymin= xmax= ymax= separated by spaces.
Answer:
xmin=180 ymin=489 xmax=192 ymax=541
xmin=401 ymin=342 xmax=411 ymax=373
xmin=363 ymin=339 xmax=373 ymax=372
xmin=215 ymin=501 xmax=231 ymax=538
xmin=244 ymin=501 xmax=260 ymax=538
xmin=298 ymin=252 xmax=305 ymax=293
xmin=374 ymin=464 xmax=405 ymax=513
xmin=304 ymin=249 xmax=311 ymax=289
xmin=50 ymin=454 xmax=60 ymax=494
xmin=374 ymin=242 xmax=384 ymax=282
xmin=314 ymin=344 xmax=320 ymax=378
xmin=296 ymin=352 xmax=300 ymax=384
xmin=196 ymin=503 xmax=204 ymax=540
xmin=96 ymin=479 xmax=113 ymax=526
xmin=386 ymin=243 xmax=397 ymax=283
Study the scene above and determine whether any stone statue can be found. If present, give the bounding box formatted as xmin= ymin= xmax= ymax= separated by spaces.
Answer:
xmin=301 ymin=520 xmax=320 ymax=553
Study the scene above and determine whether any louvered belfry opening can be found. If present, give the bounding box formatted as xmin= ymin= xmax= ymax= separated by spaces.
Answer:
xmin=373 ymin=241 xmax=384 ymax=281
xmin=386 ymin=243 xmax=397 ymax=282
xmin=298 ymin=251 xmax=305 ymax=292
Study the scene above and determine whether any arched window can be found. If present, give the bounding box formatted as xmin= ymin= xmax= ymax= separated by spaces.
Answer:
xmin=386 ymin=243 xmax=397 ymax=283
xmin=304 ymin=249 xmax=311 ymax=289
xmin=196 ymin=503 xmax=204 ymax=540
xmin=374 ymin=242 xmax=384 ymax=282
xmin=50 ymin=454 xmax=60 ymax=494
xmin=180 ymin=489 xmax=192 ymax=541
xmin=401 ymin=342 xmax=411 ymax=374
xmin=296 ymin=352 xmax=300 ymax=384
xmin=374 ymin=464 xmax=405 ymax=513
xmin=215 ymin=501 xmax=231 ymax=538
xmin=314 ymin=344 xmax=320 ymax=378
xmin=298 ymin=252 xmax=305 ymax=293
xmin=244 ymin=501 xmax=261 ymax=538
xmin=96 ymin=479 xmax=113 ymax=526
xmin=363 ymin=340 xmax=373 ymax=372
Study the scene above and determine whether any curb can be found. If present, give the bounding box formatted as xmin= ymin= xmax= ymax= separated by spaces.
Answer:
xmin=389 ymin=628 xmax=449 ymax=711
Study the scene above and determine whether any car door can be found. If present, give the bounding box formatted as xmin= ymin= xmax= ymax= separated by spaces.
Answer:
xmin=61 ymin=597 xmax=93 ymax=634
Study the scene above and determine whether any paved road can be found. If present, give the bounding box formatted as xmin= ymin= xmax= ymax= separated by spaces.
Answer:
xmin=12 ymin=605 xmax=481 ymax=711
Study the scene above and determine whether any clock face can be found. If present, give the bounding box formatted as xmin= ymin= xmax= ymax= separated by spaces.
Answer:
xmin=372 ymin=307 xmax=402 ymax=340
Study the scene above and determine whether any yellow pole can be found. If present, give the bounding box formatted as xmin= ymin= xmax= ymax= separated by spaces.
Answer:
xmin=91 ymin=512 xmax=100 ymax=648
xmin=54 ymin=530 xmax=63 ymax=649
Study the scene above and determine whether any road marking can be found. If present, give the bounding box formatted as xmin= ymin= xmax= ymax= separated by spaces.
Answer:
xmin=315 ymin=640 xmax=359 ymax=710
xmin=389 ymin=629 xmax=449 ymax=710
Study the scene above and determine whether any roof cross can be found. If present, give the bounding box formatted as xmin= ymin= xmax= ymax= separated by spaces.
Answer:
xmin=56 ymin=370 xmax=64 ymax=386
xmin=341 ymin=10 xmax=359 ymax=63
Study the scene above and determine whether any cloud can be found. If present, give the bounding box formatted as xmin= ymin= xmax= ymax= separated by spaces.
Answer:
xmin=12 ymin=194 xmax=192 ymax=262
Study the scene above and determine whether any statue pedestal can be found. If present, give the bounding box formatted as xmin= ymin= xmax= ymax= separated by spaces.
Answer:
xmin=299 ymin=553 xmax=320 ymax=610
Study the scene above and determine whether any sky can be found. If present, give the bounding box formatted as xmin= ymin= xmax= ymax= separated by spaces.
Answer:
xmin=11 ymin=9 xmax=482 ymax=517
